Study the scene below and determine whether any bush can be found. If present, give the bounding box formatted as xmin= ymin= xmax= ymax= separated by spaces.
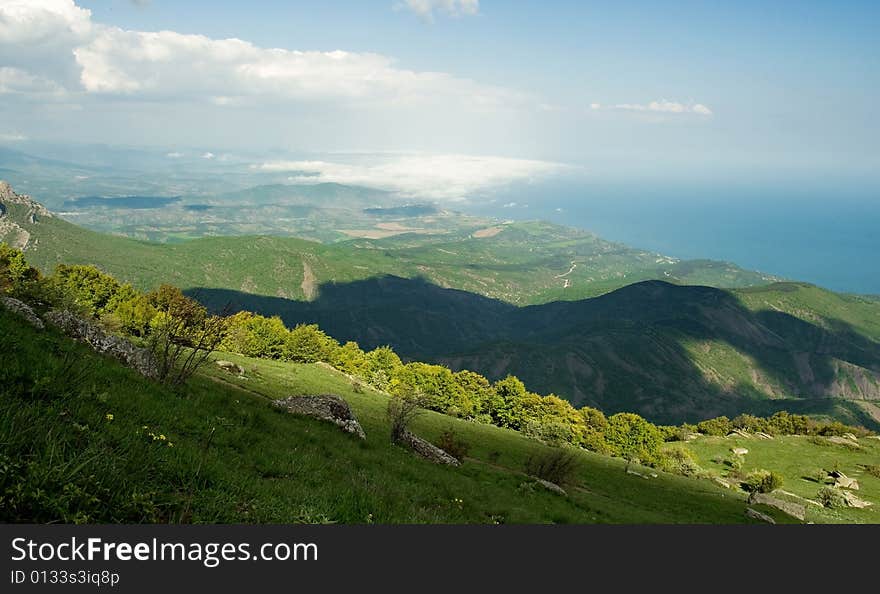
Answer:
xmin=863 ymin=464 xmax=880 ymax=479
xmin=523 ymin=448 xmax=580 ymax=486
xmin=742 ymin=469 xmax=784 ymax=493
xmin=697 ymin=416 xmax=732 ymax=436
xmin=386 ymin=395 xmax=424 ymax=444
xmin=657 ymin=446 xmax=702 ymax=477
xmin=436 ymin=429 xmax=470 ymax=462
xmin=725 ymin=454 xmax=744 ymax=471
xmin=817 ymin=486 xmax=847 ymax=509
xmin=605 ymin=413 xmax=663 ymax=465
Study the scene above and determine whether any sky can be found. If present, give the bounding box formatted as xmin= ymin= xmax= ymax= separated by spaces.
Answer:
xmin=0 ymin=0 xmax=878 ymax=198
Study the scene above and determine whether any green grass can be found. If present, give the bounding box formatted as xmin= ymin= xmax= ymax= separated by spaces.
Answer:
xmin=2 ymin=307 xmax=814 ymax=524
xmin=679 ymin=434 xmax=880 ymax=524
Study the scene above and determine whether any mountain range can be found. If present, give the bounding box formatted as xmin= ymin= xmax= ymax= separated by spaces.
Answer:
xmin=2 ymin=179 xmax=879 ymax=427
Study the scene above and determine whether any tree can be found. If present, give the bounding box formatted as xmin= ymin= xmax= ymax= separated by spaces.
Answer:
xmin=696 ymin=415 xmax=732 ymax=436
xmin=222 ymin=312 xmax=289 ymax=358
xmin=284 ymin=323 xmax=338 ymax=363
xmin=331 ymin=341 xmax=368 ymax=375
xmin=145 ymin=285 xmax=227 ymax=387
xmin=51 ymin=264 xmax=123 ymax=317
xmin=0 ymin=243 xmax=40 ymax=298
xmin=364 ymin=346 xmax=403 ymax=391
xmin=391 ymin=362 xmax=474 ymax=417
xmin=605 ymin=413 xmax=663 ymax=466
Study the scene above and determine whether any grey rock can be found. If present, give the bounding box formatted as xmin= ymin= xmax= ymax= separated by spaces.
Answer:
xmin=396 ymin=429 xmax=460 ymax=466
xmin=534 ymin=478 xmax=567 ymax=496
xmin=44 ymin=310 xmax=158 ymax=380
xmin=274 ymin=395 xmax=366 ymax=440
xmin=748 ymin=492 xmax=806 ymax=521
xmin=0 ymin=296 xmax=44 ymax=329
xmin=746 ymin=507 xmax=776 ymax=524
xmin=215 ymin=360 xmax=245 ymax=375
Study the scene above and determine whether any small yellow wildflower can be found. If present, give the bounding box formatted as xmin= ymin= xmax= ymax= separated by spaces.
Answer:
xmin=105 ymin=413 xmax=114 ymax=422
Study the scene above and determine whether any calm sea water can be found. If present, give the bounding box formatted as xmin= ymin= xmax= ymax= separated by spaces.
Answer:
xmin=465 ymin=179 xmax=880 ymax=295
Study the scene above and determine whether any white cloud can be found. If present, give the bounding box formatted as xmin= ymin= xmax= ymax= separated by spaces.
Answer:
xmin=0 ymin=66 xmax=64 ymax=95
xmin=398 ymin=0 xmax=479 ymax=22
xmin=257 ymin=154 xmax=569 ymax=200
xmin=1 ymin=1 xmax=517 ymax=111
xmin=166 ymin=151 xmax=183 ymax=158
xmin=607 ymin=99 xmax=713 ymax=116
xmin=0 ymin=132 xmax=27 ymax=141
xmin=201 ymin=152 xmax=215 ymax=160
xmin=0 ymin=0 xmax=92 ymax=45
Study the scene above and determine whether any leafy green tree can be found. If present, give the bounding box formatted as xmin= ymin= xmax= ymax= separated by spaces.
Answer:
xmin=364 ymin=346 xmax=403 ymax=391
xmin=284 ymin=323 xmax=338 ymax=363
xmin=222 ymin=312 xmax=289 ymax=358
xmin=51 ymin=264 xmax=123 ymax=317
xmin=391 ymin=362 xmax=473 ymax=417
xmin=452 ymin=370 xmax=496 ymax=418
xmin=696 ymin=415 xmax=732 ymax=436
xmin=605 ymin=412 xmax=663 ymax=465
xmin=331 ymin=341 xmax=368 ymax=375
xmin=0 ymin=243 xmax=41 ymax=298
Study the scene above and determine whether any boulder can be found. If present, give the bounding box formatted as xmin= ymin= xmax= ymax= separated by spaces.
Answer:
xmin=841 ymin=491 xmax=872 ymax=509
xmin=396 ymin=429 xmax=460 ymax=466
xmin=215 ymin=360 xmax=245 ymax=375
xmin=748 ymin=492 xmax=806 ymax=521
xmin=43 ymin=310 xmax=158 ymax=380
xmin=834 ymin=476 xmax=860 ymax=490
xmin=828 ymin=436 xmax=862 ymax=448
xmin=534 ymin=478 xmax=566 ymax=496
xmin=746 ymin=507 xmax=776 ymax=524
xmin=728 ymin=429 xmax=751 ymax=438
xmin=274 ymin=395 xmax=366 ymax=440
xmin=756 ymin=432 xmax=775 ymax=440
xmin=731 ymin=447 xmax=749 ymax=456
xmin=842 ymin=432 xmax=858 ymax=441
xmin=0 ymin=296 xmax=44 ymax=329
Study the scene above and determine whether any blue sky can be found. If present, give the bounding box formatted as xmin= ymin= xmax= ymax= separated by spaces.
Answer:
xmin=1 ymin=0 xmax=878 ymax=194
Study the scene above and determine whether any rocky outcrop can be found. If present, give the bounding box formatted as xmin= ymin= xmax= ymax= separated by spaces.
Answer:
xmin=215 ymin=360 xmax=245 ymax=375
xmin=396 ymin=429 xmax=460 ymax=466
xmin=44 ymin=310 xmax=158 ymax=380
xmin=274 ymin=395 xmax=366 ymax=439
xmin=746 ymin=507 xmax=776 ymax=524
xmin=0 ymin=181 xmax=52 ymax=250
xmin=534 ymin=478 xmax=567 ymax=496
xmin=0 ymin=296 xmax=44 ymax=329
xmin=748 ymin=492 xmax=806 ymax=521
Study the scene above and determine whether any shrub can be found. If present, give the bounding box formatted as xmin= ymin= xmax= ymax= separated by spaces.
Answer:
xmin=742 ymin=469 xmax=784 ymax=493
xmin=523 ymin=448 xmax=580 ymax=486
xmin=817 ymin=486 xmax=846 ymax=509
xmin=697 ymin=416 xmax=732 ymax=436
xmin=863 ymin=464 xmax=880 ymax=479
xmin=580 ymin=431 xmax=610 ymax=455
xmin=145 ymin=285 xmax=227 ymax=387
xmin=657 ymin=446 xmax=702 ymax=477
xmin=436 ymin=429 xmax=470 ymax=462
xmin=725 ymin=454 xmax=744 ymax=471
xmin=386 ymin=395 xmax=424 ymax=444
xmin=521 ymin=418 xmax=572 ymax=447
xmin=604 ymin=412 xmax=663 ymax=465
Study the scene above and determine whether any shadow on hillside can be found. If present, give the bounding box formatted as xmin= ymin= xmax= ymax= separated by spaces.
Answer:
xmin=186 ymin=277 xmax=880 ymax=428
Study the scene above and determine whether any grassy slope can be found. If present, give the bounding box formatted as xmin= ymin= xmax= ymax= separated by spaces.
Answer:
xmin=679 ymin=435 xmax=880 ymax=524
xmin=3 ymin=308 xmax=805 ymax=525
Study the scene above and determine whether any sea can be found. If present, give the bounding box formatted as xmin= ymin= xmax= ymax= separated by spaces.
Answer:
xmin=464 ymin=178 xmax=880 ymax=296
